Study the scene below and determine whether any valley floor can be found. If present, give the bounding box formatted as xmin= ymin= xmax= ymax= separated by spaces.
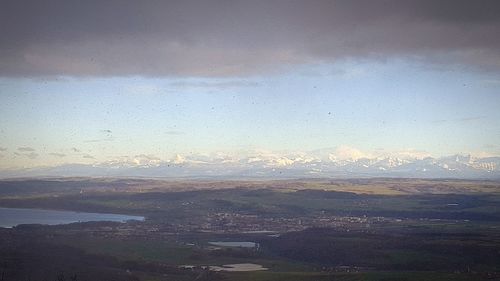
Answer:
xmin=0 ymin=178 xmax=499 ymax=281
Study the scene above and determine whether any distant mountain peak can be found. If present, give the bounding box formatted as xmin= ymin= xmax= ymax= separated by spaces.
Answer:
xmin=1 ymin=152 xmax=499 ymax=179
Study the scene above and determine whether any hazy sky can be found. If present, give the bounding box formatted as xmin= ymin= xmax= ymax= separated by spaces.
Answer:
xmin=1 ymin=0 xmax=500 ymax=168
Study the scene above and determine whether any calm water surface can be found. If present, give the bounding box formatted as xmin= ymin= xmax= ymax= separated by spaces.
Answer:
xmin=209 ymin=241 xmax=257 ymax=248
xmin=0 ymin=207 xmax=144 ymax=228
xmin=209 ymin=263 xmax=268 ymax=272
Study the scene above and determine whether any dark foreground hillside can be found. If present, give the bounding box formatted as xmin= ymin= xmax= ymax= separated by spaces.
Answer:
xmin=0 ymin=178 xmax=499 ymax=281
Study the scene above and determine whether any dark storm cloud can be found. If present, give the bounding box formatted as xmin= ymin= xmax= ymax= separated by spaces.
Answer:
xmin=1 ymin=0 xmax=500 ymax=77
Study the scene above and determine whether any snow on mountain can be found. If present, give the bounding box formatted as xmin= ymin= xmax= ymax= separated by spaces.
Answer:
xmin=1 ymin=152 xmax=499 ymax=179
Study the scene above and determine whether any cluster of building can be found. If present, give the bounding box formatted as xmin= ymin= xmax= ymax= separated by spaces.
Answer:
xmin=51 ymin=211 xmax=403 ymax=239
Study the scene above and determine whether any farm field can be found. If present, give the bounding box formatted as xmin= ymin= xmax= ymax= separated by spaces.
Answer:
xmin=0 ymin=178 xmax=499 ymax=280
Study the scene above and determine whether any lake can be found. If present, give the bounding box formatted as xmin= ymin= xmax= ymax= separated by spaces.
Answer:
xmin=0 ymin=207 xmax=144 ymax=228
xmin=209 ymin=241 xmax=257 ymax=248
xmin=209 ymin=263 xmax=268 ymax=272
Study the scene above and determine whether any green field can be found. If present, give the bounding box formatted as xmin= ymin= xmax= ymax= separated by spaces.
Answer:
xmin=0 ymin=178 xmax=499 ymax=281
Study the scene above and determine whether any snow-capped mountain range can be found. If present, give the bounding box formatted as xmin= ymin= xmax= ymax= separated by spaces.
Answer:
xmin=2 ymin=149 xmax=500 ymax=179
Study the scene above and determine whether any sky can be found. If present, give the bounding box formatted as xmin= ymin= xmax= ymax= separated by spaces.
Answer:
xmin=1 ymin=0 xmax=500 ymax=169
